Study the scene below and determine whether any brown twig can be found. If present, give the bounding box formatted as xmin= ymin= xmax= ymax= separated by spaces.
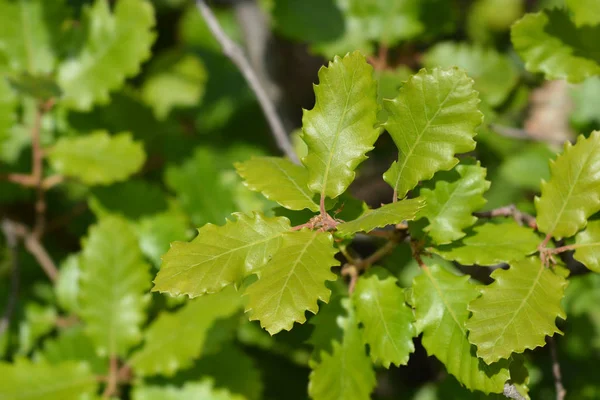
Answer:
xmin=0 ymin=219 xmax=20 ymax=336
xmin=102 ymin=356 xmax=119 ymax=398
xmin=195 ymin=0 xmax=298 ymax=163
xmin=473 ymin=204 xmax=537 ymax=229
xmin=11 ymin=221 xmax=58 ymax=282
xmin=548 ymin=337 xmax=566 ymax=400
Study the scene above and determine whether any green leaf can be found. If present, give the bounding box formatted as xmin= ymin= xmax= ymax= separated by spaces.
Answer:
xmin=301 ymin=51 xmax=380 ymax=200
xmin=129 ymin=287 xmax=242 ymax=376
xmin=535 ymin=131 xmax=600 ymax=239
xmin=55 ymin=255 xmax=81 ymax=313
xmin=58 ymin=0 xmax=156 ymax=110
xmin=423 ymin=42 xmax=519 ymax=107
xmin=417 ymin=160 xmax=490 ymax=245
xmin=17 ymin=303 xmax=57 ymax=355
xmin=235 ymin=156 xmax=319 ymax=211
xmin=309 ymin=298 xmax=376 ymax=400
xmin=244 ymin=230 xmax=338 ymax=334
xmin=499 ymin=144 xmax=553 ymax=191
xmin=466 ymin=257 xmax=568 ymax=364
xmin=0 ymin=0 xmax=69 ymax=74
xmin=511 ymin=8 xmax=600 ymax=83
xmin=79 ymin=216 xmax=151 ymax=357
xmin=571 ymin=76 xmax=600 ymax=126
xmin=89 ymin=180 xmax=168 ymax=220
xmin=336 ymin=198 xmax=424 ymax=235
xmin=566 ymin=0 xmax=600 ymax=27
xmin=432 ymin=221 xmax=540 ymax=266
xmin=574 ymin=220 xmax=600 ymax=272
xmin=412 ymin=265 xmax=510 ymax=394
xmin=353 ymin=273 xmax=415 ymax=367
xmin=141 ymin=51 xmax=207 ymax=119
xmin=153 ymin=212 xmax=290 ymax=297
xmin=0 ymin=75 xmax=16 ymax=142
xmin=48 ymin=131 xmax=146 ymax=186
xmin=382 ymin=68 xmax=482 ymax=200
xmin=132 ymin=379 xmax=246 ymax=400
xmin=40 ymin=327 xmax=107 ymax=375
xmin=0 ymin=359 xmax=97 ymax=400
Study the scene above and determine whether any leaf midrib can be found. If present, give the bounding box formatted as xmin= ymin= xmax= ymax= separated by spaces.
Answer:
xmin=424 ymin=267 xmax=466 ymax=336
xmin=268 ymin=159 xmax=317 ymax=209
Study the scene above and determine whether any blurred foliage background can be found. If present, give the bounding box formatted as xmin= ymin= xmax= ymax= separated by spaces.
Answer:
xmin=1 ymin=0 xmax=600 ymax=398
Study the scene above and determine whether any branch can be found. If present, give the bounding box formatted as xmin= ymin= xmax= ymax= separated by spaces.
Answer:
xmin=11 ymin=221 xmax=58 ymax=282
xmin=0 ymin=219 xmax=20 ymax=336
xmin=549 ymin=337 xmax=566 ymax=400
xmin=195 ymin=0 xmax=298 ymax=163
xmin=503 ymin=383 xmax=527 ymax=400
xmin=102 ymin=356 xmax=119 ymax=399
xmin=474 ymin=204 xmax=537 ymax=229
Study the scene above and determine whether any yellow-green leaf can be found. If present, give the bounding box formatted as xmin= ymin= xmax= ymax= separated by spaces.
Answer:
xmin=574 ymin=220 xmax=600 ymax=273
xmin=336 ymin=198 xmax=424 ymax=235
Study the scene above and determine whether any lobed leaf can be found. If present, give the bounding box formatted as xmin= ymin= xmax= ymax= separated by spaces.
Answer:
xmin=129 ymin=287 xmax=242 ymax=376
xmin=336 ymin=197 xmax=424 ymax=235
xmin=417 ymin=160 xmax=490 ymax=245
xmin=309 ymin=298 xmax=376 ymax=400
xmin=535 ymin=131 xmax=600 ymax=239
xmin=566 ymin=0 xmax=600 ymax=26
xmin=153 ymin=212 xmax=290 ymax=297
xmin=58 ymin=0 xmax=156 ymax=110
xmin=302 ymin=51 xmax=380 ymax=200
xmin=0 ymin=359 xmax=97 ymax=400
xmin=79 ymin=216 xmax=151 ymax=357
xmin=48 ymin=131 xmax=146 ymax=186
xmin=466 ymin=257 xmax=567 ymax=364
xmin=132 ymin=379 xmax=246 ymax=400
xmin=235 ymin=156 xmax=319 ymax=211
xmin=244 ymin=230 xmax=338 ymax=334
xmin=412 ymin=265 xmax=510 ymax=394
xmin=511 ymin=9 xmax=600 ymax=83
xmin=574 ymin=220 xmax=600 ymax=273
xmin=433 ymin=221 xmax=540 ymax=266
xmin=382 ymin=68 xmax=482 ymax=200
xmin=353 ymin=273 xmax=415 ymax=368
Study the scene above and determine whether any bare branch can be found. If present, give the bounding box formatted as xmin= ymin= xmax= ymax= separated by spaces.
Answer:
xmin=196 ymin=0 xmax=298 ymax=163
xmin=503 ymin=383 xmax=527 ymax=400
xmin=549 ymin=337 xmax=566 ymax=400
xmin=0 ymin=219 xmax=20 ymax=336
xmin=474 ymin=204 xmax=537 ymax=229
xmin=10 ymin=221 xmax=58 ymax=282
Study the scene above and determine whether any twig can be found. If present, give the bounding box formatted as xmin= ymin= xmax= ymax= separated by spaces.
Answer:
xmin=549 ymin=337 xmax=566 ymax=400
xmin=503 ymin=383 xmax=527 ymax=400
xmin=0 ymin=219 xmax=20 ymax=336
xmin=196 ymin=0 xmax=298 ymax=163
xmin=102 ymin=356 xmax=119 ymax=398
xmin=474 ymin=204 xmax=537 ymax=229
xmin=11 ymin=221 xmax=58 ymax=282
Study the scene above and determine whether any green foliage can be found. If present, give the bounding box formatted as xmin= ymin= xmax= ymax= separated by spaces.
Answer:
xmin=336 ymin=198 xmax=424 ymax=235
xmin=382 ymin=68 xmax=482 ymax=199
xmin=466 ymin=257 xmax=568 ymax=364
xmin=132 ymin=379 xmax=246 ymax=400
xmin=566 ymin=0 xmax=600 ymax=26
xmin=574 ymin=220 xmax=600 ymax=272
xmin=535 ymin=131 xmax=600 ymax=239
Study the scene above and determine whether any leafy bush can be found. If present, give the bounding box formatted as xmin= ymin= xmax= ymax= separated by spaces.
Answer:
xmin=1 ymin=0 xmax=600 ymax=399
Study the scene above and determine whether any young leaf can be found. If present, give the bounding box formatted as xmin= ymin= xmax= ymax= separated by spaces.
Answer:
xmin=566 ymin=0 xmax=600 ymax=26
xmin=132 ymin=379 xmax=246 ymax=400
xmin=412 ymin=265 xmax=510 ymax=394
xmin=535 ymin=132 xmax=600 ymax=239
xmin=423 ymin=42 xmax=519 ymax=107
xmin=48 ymin=131 xmax=146 ymax=186
xmin=574 ymin=220 xmax=600 ymax=273
xmin=129 ymin=287 xmax=242 ymax=376
xmin=417 ymin=160 xmax=490 ymax=245
xmin=0 ymin=359 xmax=97 ymax=400
xmin=153 ymin=212 xmax=290 ymax=297
xmin=79 ymin=217 xmax=151 ymax=357
xmin=383 ymin=68 xmax=482 ymax=200
xmin=0 ymin=0 xmax=69 ymax=74
xmin=309 ymin=298 xmax=376 ymax=400
xmin=432 ymin=221 xmax=540 ymax=266
xmin=336 ymin=197 xmax=424 ymax=235
xmin=235 ymin=156 xmax=319 ymax=211
xmin=244 ymin=230 xmax=338 ymax=334
xmin=466 ymin=257 xmax=568 ymax=364
xmin=302 ymin=51 xmax=380 ymax=200
xmin=511 ymin=9 xmax=600 ymax=83
xmin=58 ymin=0 xmax=156 ymax=110
xmin=353 ymin=273 xmax=416 ymax=368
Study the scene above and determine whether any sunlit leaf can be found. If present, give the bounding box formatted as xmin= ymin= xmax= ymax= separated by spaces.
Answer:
xmin=383 ymin=68 xmax=482 ymax=199
xmin=336 ymin=198 xmax=424 ymax=235
xmin=235 ymin=156 xmax=319 ymax=211
xmin=412 ymin=265 xmax=510 ymax=393
xmin=566 ymin=0 xmax=600 ymax=27
xmin=353 ymin=272 xmax=415 ymax=367
xmin=153 ymin=212 xmax=290 ymax=297
xmin=309 ymin=298 xmax=376 ymax=400
xmin=48 ymin=131 xmax=146 ymax=186
xmin=79 ymin=216 xmax=151 ymax=357
xmin=58 ymin=0 xmax=156 ymax=110
xmin=0 ymin=75 xmax=16 ymax=143
xmin=574 ymin=220 xmax=600 ymax=273
xmin=132 ymin=378 xmax=246 ymax=400
xmin=302 ymin=51 xmax=380 ymax=200
xmin=535 ymin=132 xmax=600 ymax=239
xmin=129 ymin=287 xmax=242 ymax=376
xmin=511 ymin=8 xmax=600 ymax=82
xmin=244 ymin=230 xmax=338 ymax=334
xmin=466 ymin=257 xmax=568 ymax=364
xmin=432 ymin=221 xmax=540 ymax=266
xmin=55 ymin=255 xmax=81 ymax=314
xmin=17 ymin=302 xmax=57 ymax=355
